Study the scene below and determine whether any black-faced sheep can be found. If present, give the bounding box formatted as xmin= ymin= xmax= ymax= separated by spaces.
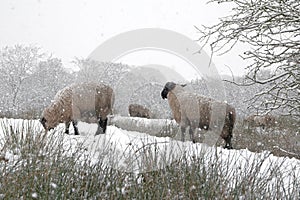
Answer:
xmin=40 ymin=82 xmax=114 ymax=135
xmin=244 ymin=114 xmax=276 ymax=129
xmin=128 ymin=104 xmax=151 ymax=119
xmin=161 ymin=82 xmax=236 ymax=149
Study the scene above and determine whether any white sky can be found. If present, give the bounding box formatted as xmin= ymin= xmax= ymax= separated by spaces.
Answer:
xmin=0 ymin=0 xmax=248 ymax=77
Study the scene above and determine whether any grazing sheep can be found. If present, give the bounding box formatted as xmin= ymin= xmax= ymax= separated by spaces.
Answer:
xmin=161 ymin=82 xmax=236 ymax=149
xmin=244 ymin=114 xmax=276 ymax=129
xmin=128 ymin=104 xmax=151 ymax=119
xmin=40 ymin=82 xmax=114 ymax=135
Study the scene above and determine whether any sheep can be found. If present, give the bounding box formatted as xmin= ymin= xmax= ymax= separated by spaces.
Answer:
xmin=244 ymin=114 xmax=276 ymax=129
xmin=128 ymin=104 xmax=151 ymax=119
xmin=40 ymin=82 xmax=114 ymax=135
xmin=161 ymin=82 xmax=236 ymax=149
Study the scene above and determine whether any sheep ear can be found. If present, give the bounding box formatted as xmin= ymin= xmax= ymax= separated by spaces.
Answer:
xmin=181 ymin=84 xmax=187 ymax=87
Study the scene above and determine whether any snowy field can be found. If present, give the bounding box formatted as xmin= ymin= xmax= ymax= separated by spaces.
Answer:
xmin=0 ymin=117 xmax=299 ymax=198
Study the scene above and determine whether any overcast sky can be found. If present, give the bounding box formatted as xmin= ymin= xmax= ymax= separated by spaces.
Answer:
xmin=0 ymin=0 xmax=248 ymax=77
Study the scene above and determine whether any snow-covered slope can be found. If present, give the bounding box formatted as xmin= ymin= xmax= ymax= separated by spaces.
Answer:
xmin=0 ymin=118 xmax=299 ymax=194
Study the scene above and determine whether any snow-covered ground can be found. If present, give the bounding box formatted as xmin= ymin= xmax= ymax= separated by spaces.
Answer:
xmin=1 ymin=118 xmax=299 ymax=195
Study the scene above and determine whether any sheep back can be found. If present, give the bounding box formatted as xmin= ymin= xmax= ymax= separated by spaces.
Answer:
xmin=164 ymin=82 xmax=236 ymax=148
xmin=41 ymin=82 xmax=114 ymax=130
xmin=245 ymin=114 xmax=275 ymax=129
xmin=168 ymin=87 xmax=212 ymax=130
xmin=128 ymin=104 xmax=151 ymax=119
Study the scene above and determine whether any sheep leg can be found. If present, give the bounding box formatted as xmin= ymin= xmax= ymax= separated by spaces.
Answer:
xmin=101 ymin=118 xmax=108 ymax=133
xmin=72 ymin=120 xmax=79 ymax=135
xmin=180 ymin=126 xmax=186 ymax=142
xmin=65 ymin=121 xmax=71 ymax=134
xmin=189 ymin=127 xmax=196 ymax=143
xmin=223 ymin=134 xmax=233 ymax=149
xmin=223 ymin=111 xmax=235 ymax=149
xmin=95 ymin=118 xmax=107 ymax=135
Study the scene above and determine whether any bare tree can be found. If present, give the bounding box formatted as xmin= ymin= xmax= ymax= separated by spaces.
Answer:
xmin=28 ymin=57 xmax=72 ymax=109
xmin=72 ymin=58 xmax=129 ymax=87
xmin=72 ymin=58 xmax=103 ymax=82
xmin=0 ymin=45 xmax=73 ymax=117
xmin=197 ymin=0 xmax=300 ymax=118
xmin=0 ymin=45 xmax=43 ymax=111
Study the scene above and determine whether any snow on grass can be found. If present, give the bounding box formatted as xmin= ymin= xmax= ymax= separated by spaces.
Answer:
xmin=0 ymin=117 xmax=299 ymax=196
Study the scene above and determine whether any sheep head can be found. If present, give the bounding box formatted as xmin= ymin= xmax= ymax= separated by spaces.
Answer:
xmin=40 ymin=116 xmax=55 ymax=131
xmin=40 ymin=117 xmax=47 ymax=130
xmin=161 ymin=82 xmax=186 ymax=99
xmin=40 ymin=106 xmax=61 ymax=131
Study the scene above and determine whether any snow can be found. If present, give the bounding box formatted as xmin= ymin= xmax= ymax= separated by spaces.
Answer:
xmin=0 ymin=118 xmax=299 ymax=194
xmin=31 ymin=193 xmax=38 ymax=199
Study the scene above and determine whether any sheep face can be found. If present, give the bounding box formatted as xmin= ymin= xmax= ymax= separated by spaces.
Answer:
xmin=161 ymin=82 xmax=186 ymax=99
xmin=40 ymin=106 xmax=63 ymax=131
xmin=40 ymin=117 xmax=48 ymax=130
xmin=40 ymin=115 xmax=58 ymax=131
xmin=40 ymin=118 xmax=57 ymax=131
